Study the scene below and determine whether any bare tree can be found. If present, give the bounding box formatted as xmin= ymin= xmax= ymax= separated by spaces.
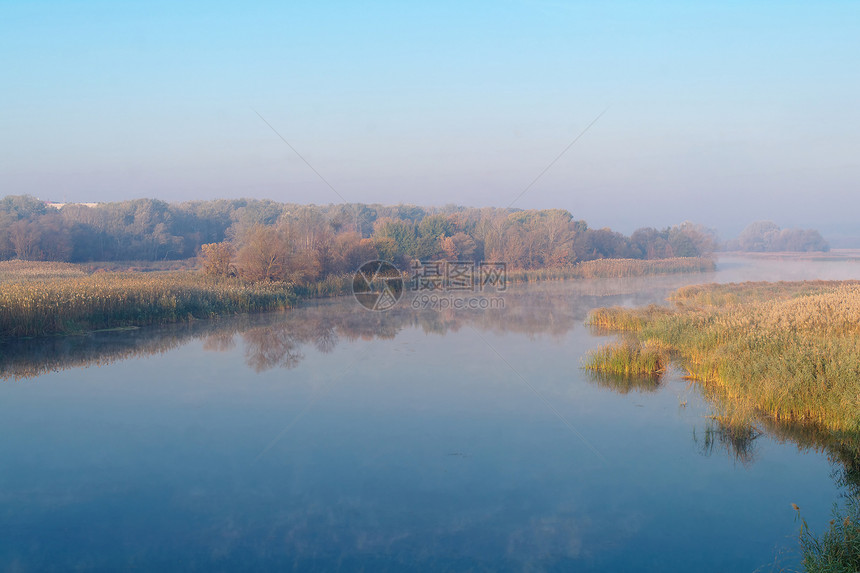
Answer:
xmin=9 ymin=220 xmax=42 ymax=260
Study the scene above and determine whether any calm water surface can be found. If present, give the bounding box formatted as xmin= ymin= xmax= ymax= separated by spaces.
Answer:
xmin=1 ymin=257 xmax=859 ymax=571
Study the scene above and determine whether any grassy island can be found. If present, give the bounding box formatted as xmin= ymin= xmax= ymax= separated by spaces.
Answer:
xmin=586 ymin=280 xmax=860 ymax=433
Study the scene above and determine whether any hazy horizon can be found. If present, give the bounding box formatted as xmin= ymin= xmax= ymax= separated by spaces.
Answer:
xmin=3 ymin=1 xmax=858 ymax=240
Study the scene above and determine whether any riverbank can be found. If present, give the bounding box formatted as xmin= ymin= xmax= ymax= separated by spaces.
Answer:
xmin=585 ymin=279 xmax=860 ymax=570
xmin=585 ymin=280 xmax=860 ymax=432
xmin=0 ymin=257 xmax=714 ymax=339
xmin=0 ymin=262 xmax=295 ymax=338
xmin=507 ymin=256 xmax=715 ymax=282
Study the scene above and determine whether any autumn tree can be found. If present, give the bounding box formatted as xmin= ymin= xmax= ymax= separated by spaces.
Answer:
xmin=235 ymin=225 xmax=287 ymax=281
xmin=0 ymin=194 xmax=735 ymax=269
xmin=333 ymin=232 xmax=378 ymax=273
xmin=200 ymin=242 xmax=235 ymax=276
xmin=573 ymin=228 xmax=637 ymax=261
xmin=440 ymin=232 xmax=477 ymax=261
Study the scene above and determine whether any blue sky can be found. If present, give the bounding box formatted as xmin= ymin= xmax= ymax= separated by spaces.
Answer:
xmin=2 ymin=1 xmax=858 ymax=236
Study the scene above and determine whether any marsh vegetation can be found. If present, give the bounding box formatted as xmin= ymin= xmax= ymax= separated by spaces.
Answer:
xmin=585 ymin=279 xmax=860 ymax=571
xmin=586 ymin=280 xmax=860 ymax=432
xmin=0 ymin=254 xmax=714 ymax=339
xmin=0 ymin=261 xmax=294 ymax=338
xmin=2 ymin=262 xmax=859 ymax=571
xmin=0 ymin=196 xmax=720 ymax=339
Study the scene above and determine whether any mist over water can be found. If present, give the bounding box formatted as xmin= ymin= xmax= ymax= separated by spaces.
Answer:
xmin=0 ymin=256 xmax=857 ymax=571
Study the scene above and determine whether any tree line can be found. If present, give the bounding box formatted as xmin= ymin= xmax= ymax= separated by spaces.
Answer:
xmin=5 ymin=194 xmax=828 ymax=283
xmin=726 ymin=221 xmax=829 ymax=252
xmin=0 ymin=195 xmax=720 ymax=281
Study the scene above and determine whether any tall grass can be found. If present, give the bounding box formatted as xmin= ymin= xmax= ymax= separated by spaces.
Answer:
xmin=0 ymin=266 xmax=295 ymax=338
xmin=587 ymin=280 xmax=860 ymax=569
xmin=507 ymin=257 xmax=714 ymax=283
xmin=669 ymin=280 xmax=859 ymax=309
xmin=583 ymin=339 xmax=664 ymax=377
xmin=571 ymin=257 xmax=715 ymax=279
xmin=586 ymin=280 xmax=860 ymax=432
xmin=795 ymin=498 xmax=860 ymax=573
xmin=293 ymin=273 xmax=354 ymax=298
xmin=0 ymin=260 xmax=87 ymax=281
xmin=587 ymin=305 xmax=674 ymax=332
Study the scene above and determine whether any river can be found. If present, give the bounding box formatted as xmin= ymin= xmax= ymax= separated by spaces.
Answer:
xmin=1 ymin=256 xmax=858 ymax=571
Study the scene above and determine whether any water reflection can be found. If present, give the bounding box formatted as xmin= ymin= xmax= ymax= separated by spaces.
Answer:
xmin=763 ymin=417 xmax=860 ymax=497
xmin=588 ymin=362 xmax=860 ymax=494
xmin=3 ymin=264 xmax=860 ymax=570
xmin=1 ymin=280 xmax=657 ymax=380
xmin=693 ymin=417 xmax=763 ymax=467
xmin=682 ymin=400 xmax=860 ymax=496
xmin=0 ymin=314 xmax=277 ymax=380
xmin=584 ymin=370 xmax=662 ymax=394
xmin=2 ymin=270 xmax=859 ymax=535
xmin=2 ymin=276 xmax=859 ymax=488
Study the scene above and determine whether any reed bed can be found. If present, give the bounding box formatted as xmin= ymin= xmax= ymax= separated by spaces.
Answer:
xmin=586 ymin=281 xmax=860 ymax=432
xmin=0 ymin=260 xmax=88 ymax=282
xmin=507 ymin=257 xmax=715 ymax=284
xmin=294 ymin=273 xmax=354 ymax=298
xmin=583 ymin=340 xmax=664 ymax=377
xmin=0 ymin=270 xmax=295 ymax=338
xmin=669 ymin=280 xmax=859 ymax=309
xmin=587 ymin=305 xmax=674 ymax=332
xmin=570 ymin=256 xmax=715 ymax=279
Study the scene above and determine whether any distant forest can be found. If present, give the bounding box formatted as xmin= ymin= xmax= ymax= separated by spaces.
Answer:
xmin=0 ymin=195 xmax=827 ymax=277
xmin=726 ymin=221 xmax=829 ymax=253
xmin=0 ymin=194 xmax=715 ymax=266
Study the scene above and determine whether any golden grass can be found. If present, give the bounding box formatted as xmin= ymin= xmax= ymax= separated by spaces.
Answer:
xmin=586 ymin=281 xmax=860 ymax=432
xmin=0 ymin=260 xmax=88 ymax=282
xmin=571 ymin=257 xmax=715 ymax=279
xmin=0 ymin=265 xmax=295 ymax=338
xmin=583 ymin=339 xmax=664 ymax=377
xmin=587 ymin=305 xmax=674 ymax=332
xmin=507 ymin=257 xmax=715 ymax=283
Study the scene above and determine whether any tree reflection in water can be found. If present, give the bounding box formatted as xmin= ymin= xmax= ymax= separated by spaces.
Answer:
xmin=2 ymin=278 xmax=858 ymax=495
